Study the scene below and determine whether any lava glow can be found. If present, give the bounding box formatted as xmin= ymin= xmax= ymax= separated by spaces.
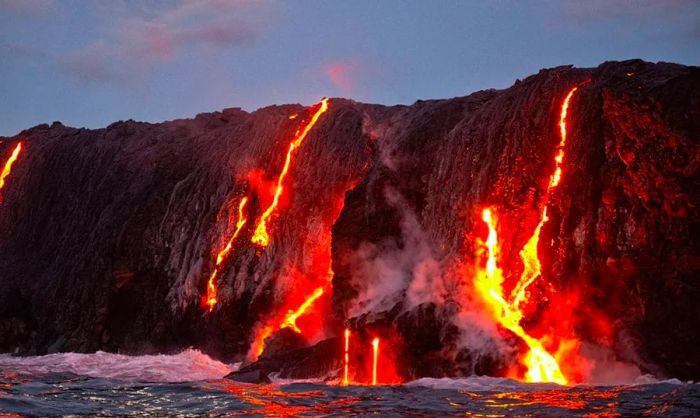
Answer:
xmin=0 ymin=143 xmax=22 ymax=202
xmin=279 ymin=286 xmax=325 ymax=333
xmin=251 ymin=98 xmax=330 ymax=247
xmin=204 ymin=197 xmax=249 ymax=311
xmin=343 ymin=329 xmax=350 ymax=385
xmin=550 ymin=86 xmax=578 ymax=189
xmin=249 ymin=279 xmax=332 ymax=360
xmin=473 ymin=86 xmax=581 ymax=385
xmin=371 ymin=338 xmax=379 ymax=386
xmin=476 ymin=209 xmax=567 ymax=385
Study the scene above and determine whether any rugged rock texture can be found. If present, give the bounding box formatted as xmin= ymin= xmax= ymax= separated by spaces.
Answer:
xmin=0 ymin=60 xmax=697 ymax=381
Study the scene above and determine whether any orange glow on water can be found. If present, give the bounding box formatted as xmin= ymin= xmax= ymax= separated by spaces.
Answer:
xmin=371 ymin=338 xmax=379 ymax=385
xmin=473 ymin=86 xmax=582 ymax=385
xmin=0 ymin=143 xmax=22 ymax=202
xmin=203 ymin=197 xmax=249 ymax=312
xmin=343 ymin=328 xmax=350 ymax=385
xmin=251 ymin=98 xmax=330 ymax=247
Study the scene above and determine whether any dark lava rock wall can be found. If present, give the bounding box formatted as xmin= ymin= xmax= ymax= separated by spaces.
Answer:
xmin=0 ymin=60 xmax=697 ymax=380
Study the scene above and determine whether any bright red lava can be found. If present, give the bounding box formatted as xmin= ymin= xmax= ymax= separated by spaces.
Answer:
xmin=473 ymin=86 xmax=582 ymax=385
xmin=0 ymin=143 xmax=23 ymax=203
xmin=203 ymin=197 xmax=249 ymax=311
xmin=251 ymin=98 xmax=330 ymax=247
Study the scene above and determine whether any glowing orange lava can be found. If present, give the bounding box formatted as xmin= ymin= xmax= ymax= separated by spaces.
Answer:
xmin=371 ymin=337 xmax=379 ymax=385
xmin=343 ymin=328 xmax=350 ymax=385
xmin=251 ymin=98 xmax=330 ymax=247
xmin=473 ymin=86 xmax=581 ymax=385
xmin=249 ymin=277 xmax=333 ymax=360
xmin=0 ymin=143 xmax=22 ymax=203
xmin=204 ymin=197 xmax=249 ymax=311
xmin=476 ymin=209 xmax=566 ymax=385
xmin=513 ymin=86 xmax=578 ymax=312
xmin=280 ymin=286 xmax=325 ymax=333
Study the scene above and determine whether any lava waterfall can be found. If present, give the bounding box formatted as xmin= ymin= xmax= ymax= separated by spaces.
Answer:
xmin=0 ymin=60 xmax=697 ymax=384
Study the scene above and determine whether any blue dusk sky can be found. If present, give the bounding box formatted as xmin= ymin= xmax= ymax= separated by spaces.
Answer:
xmin=1 ymin=0 xmax=698 ymax=136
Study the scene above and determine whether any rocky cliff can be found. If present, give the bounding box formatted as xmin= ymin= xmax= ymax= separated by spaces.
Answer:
xmin=0 ymin=60 xmax=697 ymax=382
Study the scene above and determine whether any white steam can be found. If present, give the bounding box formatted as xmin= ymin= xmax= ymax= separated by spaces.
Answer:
xmin=347 ymin=187 xmax=444 ymax=318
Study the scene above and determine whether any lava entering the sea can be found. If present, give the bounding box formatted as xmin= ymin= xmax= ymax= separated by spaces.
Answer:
xmin=473 ymin=86 xmax=582 ymax=385
xmin=371 ymin=337 xmax=379 ymax=385
xmin=0 ymin=142 xmax=23 ymax=203
xmin=251 ymin=98 xmax=330 ymax=247
xmin=245 ymin=99 xmax=337 ymax=359
xmin=343 ymin=328 xmax=350 ymax=385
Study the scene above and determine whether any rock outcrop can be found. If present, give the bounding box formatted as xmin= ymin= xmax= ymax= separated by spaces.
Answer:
xmin=0 ymin=60 xmax=697 ymax=381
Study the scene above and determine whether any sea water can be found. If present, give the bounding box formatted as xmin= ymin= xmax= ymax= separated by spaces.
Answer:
xmin=0 ymin=350 xmax=697 ymax=417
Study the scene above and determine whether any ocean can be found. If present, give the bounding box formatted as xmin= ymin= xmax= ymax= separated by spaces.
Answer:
xmin=0 ymin=350 xmax=697 ymax=417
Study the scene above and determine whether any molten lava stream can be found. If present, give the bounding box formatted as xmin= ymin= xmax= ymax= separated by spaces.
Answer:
xmin=343 ymin=329 xmax=350 ymax=385
xmin=473 ymin=86 xmax=582 ymax=385
xmin=371 ymin=338 xmax=379 ymax=386
xmin=203 ymin=197 xmax=249 ymax=312
xmin=0 ymin=143 xmax=23 ymax=203
xmin=248 ymin=280 xmax=331 ymax=360
xmin=476 ymin=209 xmax=566 ymax=384
xmin=251 ymin=98 xmax=330 ymax=247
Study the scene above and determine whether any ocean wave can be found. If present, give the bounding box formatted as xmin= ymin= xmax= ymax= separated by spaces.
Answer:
xmin=0 ymin=349 xmax=233 ymax=382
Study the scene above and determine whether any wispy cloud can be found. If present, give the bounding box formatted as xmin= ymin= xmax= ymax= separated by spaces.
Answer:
xmin=0 ymin=0 xmax=54 ymax=15
xmin=322 ymin=58 xmax=375 ymax=97
xmin=61 ymin=0 xmax=274 ymax=83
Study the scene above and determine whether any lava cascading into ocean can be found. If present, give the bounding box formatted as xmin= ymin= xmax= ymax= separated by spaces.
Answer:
xmin=0 ymin=142 xmax=23 ymax=203
xmin=371 ymin=338 xmax=379 ymax=386
xmin=251 ymin=98 xmax=330 ymax=247
xmin=343 ymin=328 xmax=350 ymax=385
xmin=476 ymin=209 xmax=567 ymax=384
xmin=203 ymin=197 xmax=249 ymax=311
xmin=473 ymin=86 xmax=581 ymax=385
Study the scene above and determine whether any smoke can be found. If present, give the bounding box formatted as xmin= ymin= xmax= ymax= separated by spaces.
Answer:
xmin=347 ymin=187 xmax=444 ymax=318
xmin=566 ymin=342 xmax=650 ymax=385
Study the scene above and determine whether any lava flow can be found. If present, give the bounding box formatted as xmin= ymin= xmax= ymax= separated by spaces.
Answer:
xmin=371 ymin=338 xmax=379 ymax=386
xmin=203 ymin=197 xmax=249 ymax=311
xmin=476 ymin=209 xmax=567 ymax=384
xmin=343 ymin=329 xmax=350 ymax=385
xmin=251 ymin=98 xmax=330 ymax=247
xmin=248 ymin=279 xmax=332 ymax=360
xmin=280 ymin=286 xmax=326 ymax=333
xmin=473 ymin=86 xmax=581 ymax=385
xmin=0 ymin=143 xmax=23 ymax=203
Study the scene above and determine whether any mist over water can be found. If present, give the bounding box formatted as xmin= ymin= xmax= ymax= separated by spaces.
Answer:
xmin=0 ymin=351 xmax=697 ymax=416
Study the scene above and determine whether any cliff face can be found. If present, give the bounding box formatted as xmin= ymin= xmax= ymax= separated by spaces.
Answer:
xmin=0 ymin=60 xmax=698 ymax=382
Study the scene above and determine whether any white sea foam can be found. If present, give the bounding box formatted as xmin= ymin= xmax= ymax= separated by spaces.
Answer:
xmin=0 ymin=349 xmax=234 ymax=382
xmin=405 ymin=375 xmax=689 ymax=391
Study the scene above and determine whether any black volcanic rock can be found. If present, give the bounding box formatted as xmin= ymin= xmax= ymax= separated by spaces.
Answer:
xmin=226 ymin=338 xmax=341 ymax=384
xmin=0 ymin=60 xmax=698 ymax=382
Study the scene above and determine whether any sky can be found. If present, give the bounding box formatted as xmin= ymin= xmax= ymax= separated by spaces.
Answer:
xmin=1 ymin=0 xmax=698 ymax=136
